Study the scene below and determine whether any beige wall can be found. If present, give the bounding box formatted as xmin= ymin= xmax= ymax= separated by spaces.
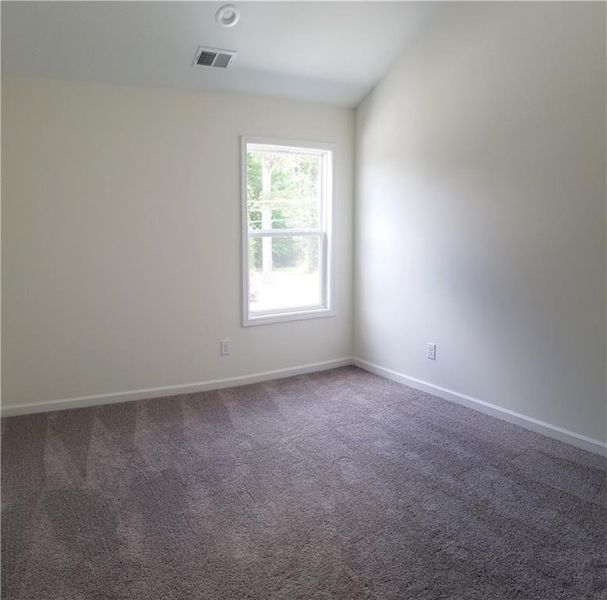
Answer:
xmin=3 ymin=3 xmax=606 ymax=447
xmin=2 ymin=77 xmax=354 ymax=408
xmin=354 ymin=2 xmax=607 ymax=442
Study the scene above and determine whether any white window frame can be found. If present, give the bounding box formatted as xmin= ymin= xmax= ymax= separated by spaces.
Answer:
xmin=241 ymin=136 xmax=335 ymax=326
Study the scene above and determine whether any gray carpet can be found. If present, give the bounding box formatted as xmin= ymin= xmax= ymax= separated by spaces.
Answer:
xmin=2 ymin=366 xmax=606 ymax=600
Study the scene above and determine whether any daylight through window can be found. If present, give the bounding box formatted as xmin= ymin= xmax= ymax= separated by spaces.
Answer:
xmin=242 ymin=139 xmax=333 ymax=325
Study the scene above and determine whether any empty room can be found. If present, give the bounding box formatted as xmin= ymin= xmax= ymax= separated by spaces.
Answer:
xmin=1 ymin=1 xmax=606 ymax=599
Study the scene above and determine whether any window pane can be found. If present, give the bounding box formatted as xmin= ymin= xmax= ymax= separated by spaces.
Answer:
xmin=249 ymin=235 xmax=322 ymax=313
xmin=247 ymin=148 xmax=321 ymax=231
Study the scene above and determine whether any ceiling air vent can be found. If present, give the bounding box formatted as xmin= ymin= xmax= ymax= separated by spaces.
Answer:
xmin=193 ymin=46 xmax=236 ymax=69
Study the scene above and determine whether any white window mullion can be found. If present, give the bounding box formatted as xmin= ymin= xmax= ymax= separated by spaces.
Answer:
xmin=248 ymin=229 xmax=323 ymax=238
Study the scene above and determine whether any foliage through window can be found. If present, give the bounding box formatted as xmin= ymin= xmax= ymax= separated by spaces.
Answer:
xmin=242 ymin=139 xmax=333 ymax=325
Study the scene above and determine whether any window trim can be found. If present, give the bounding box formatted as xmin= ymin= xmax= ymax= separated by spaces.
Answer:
xmin=240 ymin=135 xmax=335 ymax=327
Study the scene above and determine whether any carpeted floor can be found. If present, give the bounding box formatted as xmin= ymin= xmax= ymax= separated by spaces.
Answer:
xmin=2 ymin=366 xmax=606 ymax=600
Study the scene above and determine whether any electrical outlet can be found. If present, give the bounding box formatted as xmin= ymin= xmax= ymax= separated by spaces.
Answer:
xmin=220 ymin=339 xmax=231 ymax=357
xmin=427 ymin=343 xmax=436 ymax=360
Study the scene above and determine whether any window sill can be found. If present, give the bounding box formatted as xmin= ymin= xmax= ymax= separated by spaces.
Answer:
xmin=243 ymin=307 xmax=335 ymax=327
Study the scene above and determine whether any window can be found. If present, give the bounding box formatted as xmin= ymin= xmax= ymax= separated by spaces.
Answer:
xmin=241 ymin=137 xmax=334 ymax=325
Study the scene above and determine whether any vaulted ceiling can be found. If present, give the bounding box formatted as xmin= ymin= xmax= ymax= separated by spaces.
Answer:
xmin=2 ymin=1 xmax=441 ymax=106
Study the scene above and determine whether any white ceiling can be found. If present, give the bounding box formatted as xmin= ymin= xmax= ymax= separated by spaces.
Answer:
xmin=1 ymin=1 xmax=441 ymax=106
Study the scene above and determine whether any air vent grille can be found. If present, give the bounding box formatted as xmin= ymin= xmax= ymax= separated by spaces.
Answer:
xmin=193 ymin=46 xmax=236 ymax=69
xmin=197 ymin=50 xmax=217 ymax=66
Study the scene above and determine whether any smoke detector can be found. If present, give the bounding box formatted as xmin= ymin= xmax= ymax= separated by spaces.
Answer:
xmin=193 ymin=46 xmax=237 ymax=69
xmin=215 ymin=4 xmax=240 ymax=28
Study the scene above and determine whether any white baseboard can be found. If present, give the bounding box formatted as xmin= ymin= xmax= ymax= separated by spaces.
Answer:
xmin=352 ymin=358 xmax=607 ymax=457
xmin=0 ymin=357 xmax=353 ymax=418
xmin=3 ymin=355 xmax=605 ymax=457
